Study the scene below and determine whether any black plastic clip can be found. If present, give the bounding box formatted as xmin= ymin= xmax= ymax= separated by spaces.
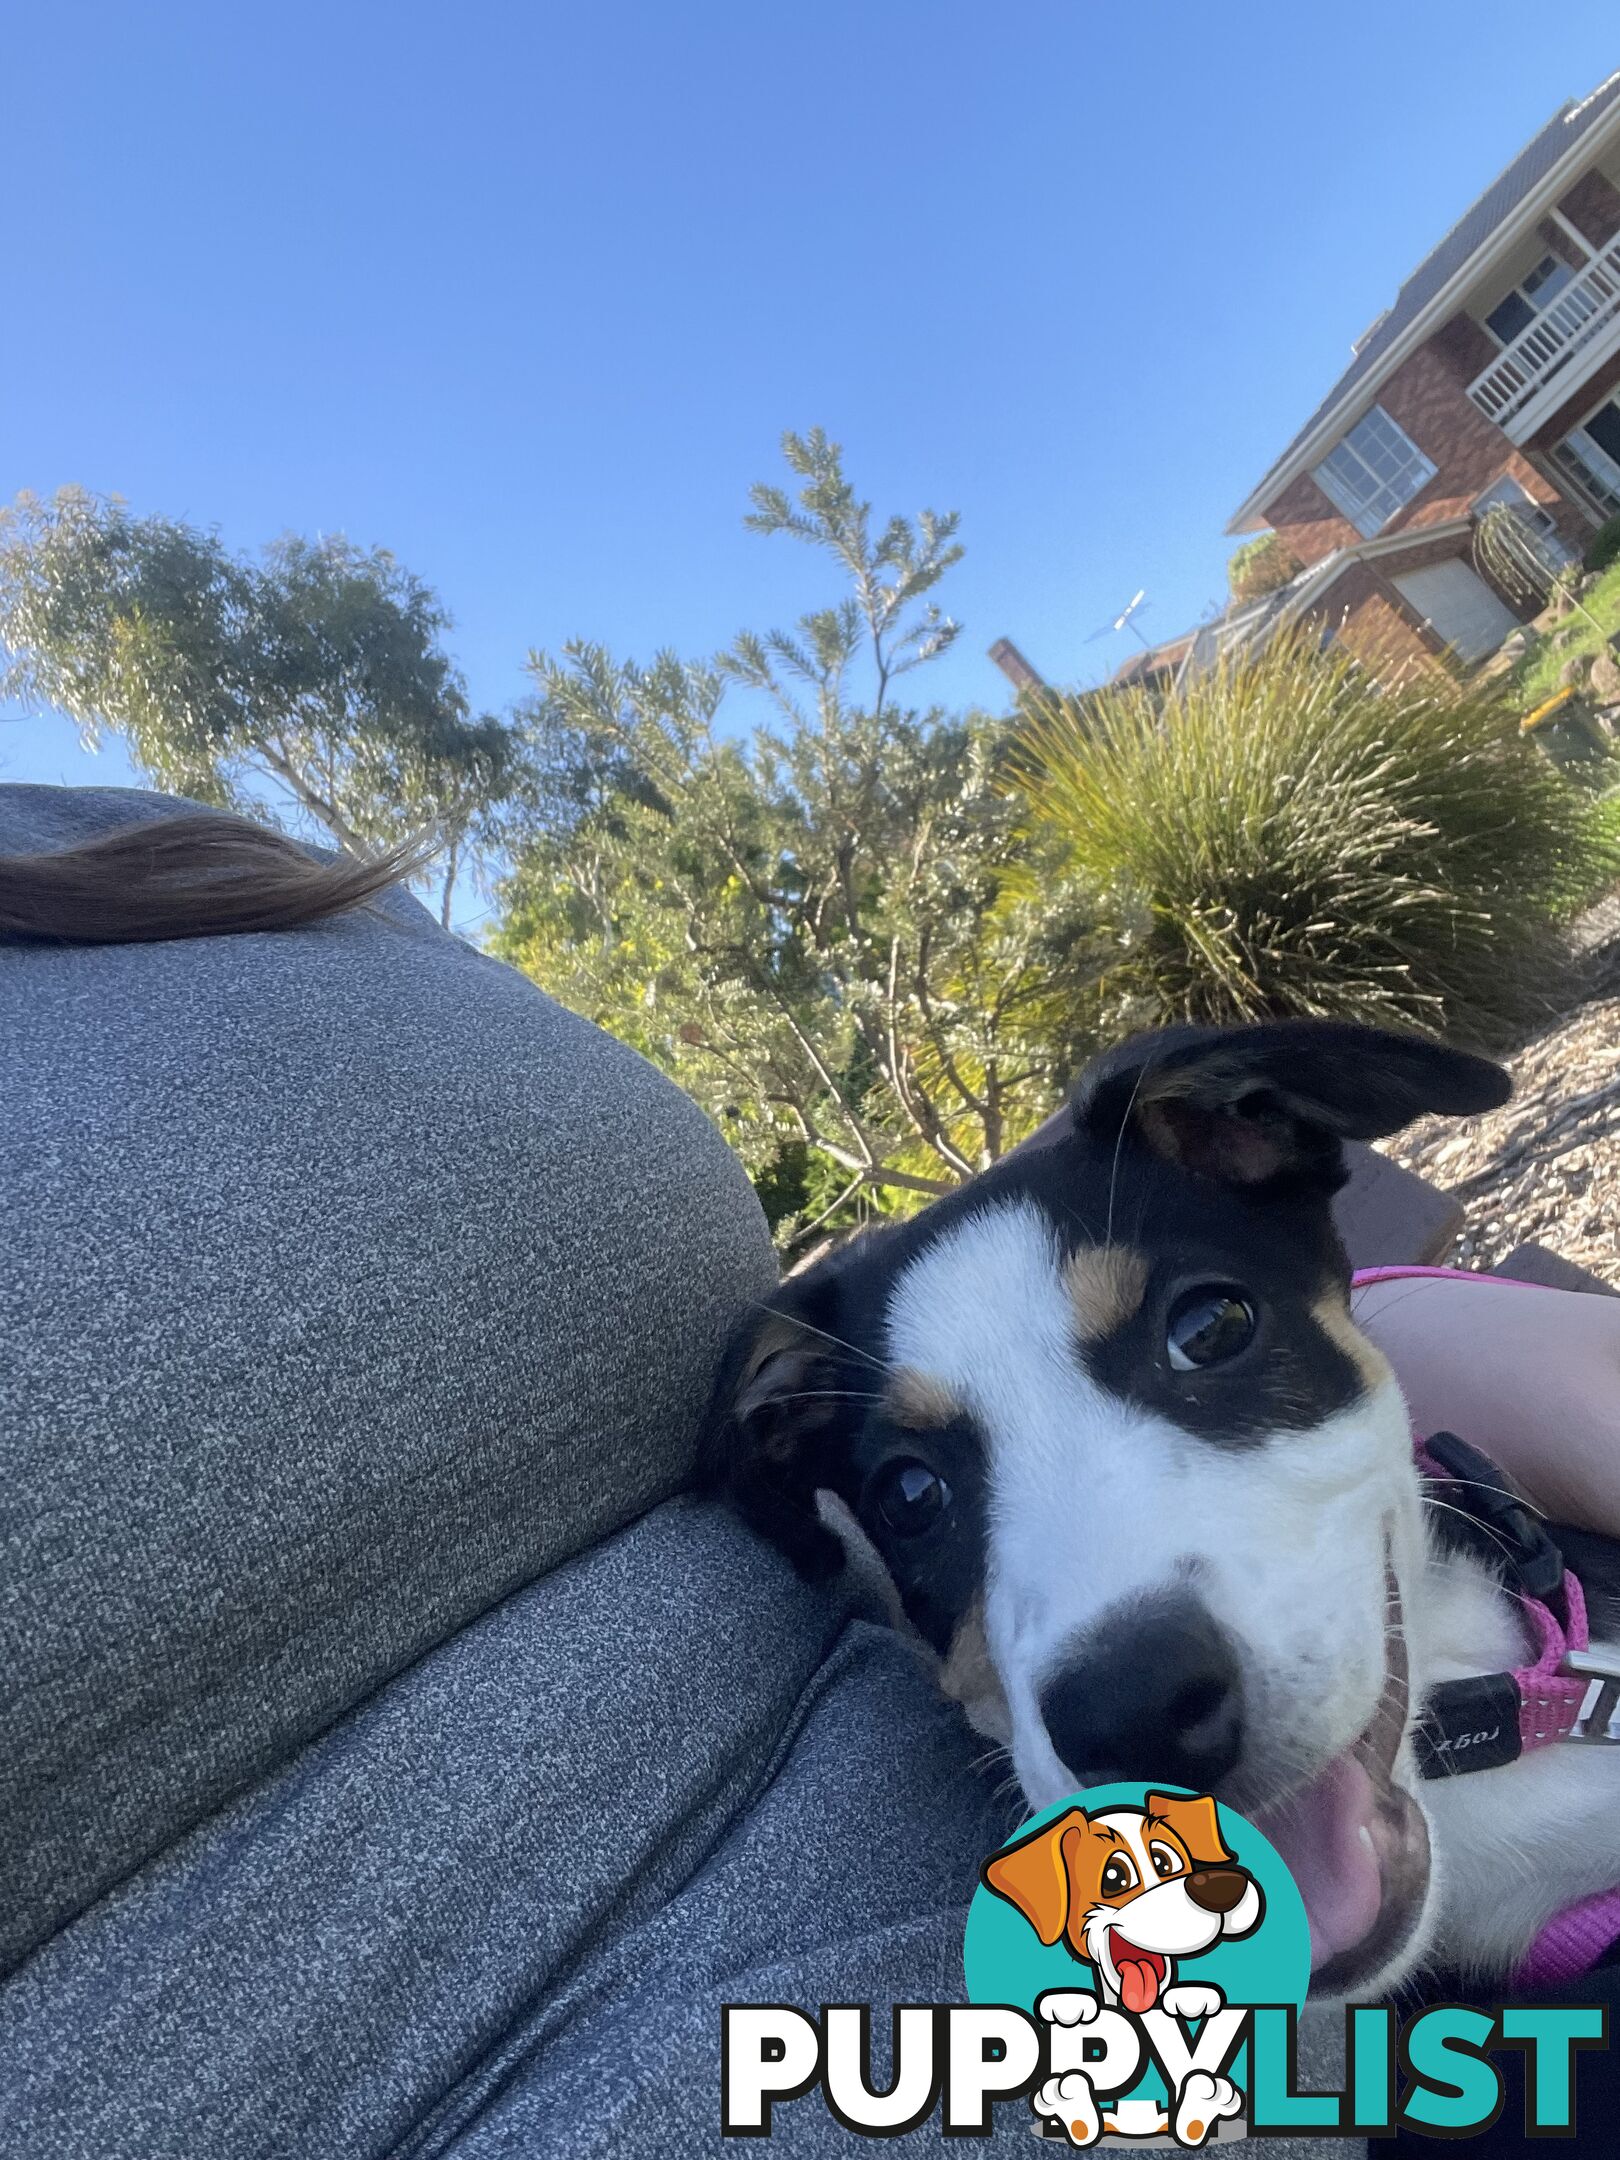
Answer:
xmin=1420 ymin=1430 xmax=1566 ymax=1603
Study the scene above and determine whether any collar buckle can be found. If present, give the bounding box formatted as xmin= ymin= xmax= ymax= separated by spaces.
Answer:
xmin=1562 ymin=1649 xmax=1620 ymax=1745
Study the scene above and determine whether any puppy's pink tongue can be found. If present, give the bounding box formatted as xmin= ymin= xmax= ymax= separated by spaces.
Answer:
xmin=1254 ymin=1755 xmax=1383 ymax=1970
xmin=1117 ymin=1958 xmax=1160 ymax=2014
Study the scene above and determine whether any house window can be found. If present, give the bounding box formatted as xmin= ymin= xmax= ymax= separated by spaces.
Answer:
xmin=1484 ymin=253 xmax=1577 ymax=346
xmin=1314 ymin=407 xmax=1437 ymax=537
xmin=1553 ymin=395 xmax=1620 ymax=518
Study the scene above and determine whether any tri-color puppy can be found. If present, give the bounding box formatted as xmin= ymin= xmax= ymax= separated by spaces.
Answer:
xmin=704 ymin=1020 xmax=1620 ymax=1995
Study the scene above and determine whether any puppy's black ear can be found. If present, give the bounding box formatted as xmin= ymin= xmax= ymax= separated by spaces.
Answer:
xmin=698 ymin=1259 xmax=859 ymax=1582
xmin=1073 ymin=1021 xmax=1509 ymax=1192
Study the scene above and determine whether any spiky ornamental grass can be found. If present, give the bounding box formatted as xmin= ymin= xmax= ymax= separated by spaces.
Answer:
xmin=1012 ymin=628 xmax=1620 ymax=1046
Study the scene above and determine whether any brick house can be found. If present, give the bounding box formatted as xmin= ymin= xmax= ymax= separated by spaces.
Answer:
xmin=1127 ymin=72 xmax=1620 ymax=686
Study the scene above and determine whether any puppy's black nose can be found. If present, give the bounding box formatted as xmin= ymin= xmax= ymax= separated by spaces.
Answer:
xmin=1186 ymin=1868 xmax=1248 ymax=1914
xmin=1038 ymin=1594 xmax=1244 ymax=1790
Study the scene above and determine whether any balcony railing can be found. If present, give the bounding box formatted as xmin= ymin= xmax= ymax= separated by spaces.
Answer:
xmin=1468 ymin=233 xmax=1620 ymax=429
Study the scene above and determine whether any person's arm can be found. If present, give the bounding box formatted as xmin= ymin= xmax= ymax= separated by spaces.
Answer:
xmin=1354 ymin=1273 xmax=1620 ymax=1535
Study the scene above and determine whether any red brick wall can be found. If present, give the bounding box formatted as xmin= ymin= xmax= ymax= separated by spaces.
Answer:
xmin=1306 ymin=561 xmax=1452 ymax=685
xmin=1261 ymin=338 xmax=1587 ymax=567
xmin=1429 ymin=309 xmax=1498 ymax=386
xmin=1538 ymin=215 xmax=1588 ymax=272
xmin=1380 ymin=343 xmax=1564 ymax=530
xmin=1259 ymin=470 xmax=1360 ymax=567
xmin=1559 ymin=169 xmax=1620 ymax=249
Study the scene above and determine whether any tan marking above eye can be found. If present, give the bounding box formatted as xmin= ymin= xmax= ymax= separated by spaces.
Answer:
xmin=887 ymin=1366 xmax=961 ymax=1430
xmin=1065 ymin=1246 xmax=1150 ymax=1341
xmin=1313 ymin=1292 xmax=1396 ymax=1393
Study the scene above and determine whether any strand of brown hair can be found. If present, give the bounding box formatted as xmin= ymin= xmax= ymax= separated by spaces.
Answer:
xmin=0 ymin=812 xmax=436 ymax=945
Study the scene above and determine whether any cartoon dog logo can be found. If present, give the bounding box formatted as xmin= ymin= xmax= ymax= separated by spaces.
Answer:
xmin=982 ymin=1792 xmax=1263 ymax=2147
xmin=982 ymin=1790 xmax=1263 ymax=2012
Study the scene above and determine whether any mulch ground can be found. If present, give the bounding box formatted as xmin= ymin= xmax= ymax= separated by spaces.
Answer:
xmin=1380 ymin=896 xmax=1620 ymax=1287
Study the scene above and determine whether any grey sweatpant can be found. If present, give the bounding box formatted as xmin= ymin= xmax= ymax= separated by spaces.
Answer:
xmin=0 ymin=786 xmax=1348 ymax=2156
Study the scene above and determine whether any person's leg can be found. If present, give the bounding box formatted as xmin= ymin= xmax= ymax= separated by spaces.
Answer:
xmin=1 ymin=782 xmax=777 ymax=1974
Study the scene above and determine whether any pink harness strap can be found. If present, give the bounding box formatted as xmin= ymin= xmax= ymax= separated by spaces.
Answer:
xmin=1410 ymin=1437 xmax=1594 ymax=1756
xmin=1512 ymin=1568 xmax=1594 ymax=1751
xmin=1516 ymin=1891 xmax=1620 ymax=1991
xmin=1352 ymin=1267 xmax=1620 ymax=1989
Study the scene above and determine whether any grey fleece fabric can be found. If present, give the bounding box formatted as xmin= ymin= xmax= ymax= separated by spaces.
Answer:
xmin=0 ymin=784 xmax=777 ymax=1973
xmin=1 ymin=785 xmax=1354 ymax=2156
xmin=2 ymin=1499 xmax=1018 ymax=2158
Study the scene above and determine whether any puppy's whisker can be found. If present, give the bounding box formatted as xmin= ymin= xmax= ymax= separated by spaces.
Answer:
xmin=1421 ymin=1495 xmax=1516 ymax=1561
xmin=766 ymin=1389 xmax=885 ymax=1407
xmin=1421 ymin=1475 xmax=1548 ymax=1523
xmin=750 ymin=1301 xmax=888 ymax=1374
xmin=1103 ymin=1057 xmax=1152 ymax=1254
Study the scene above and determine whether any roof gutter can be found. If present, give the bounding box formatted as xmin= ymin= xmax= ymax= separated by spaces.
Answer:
xmin=1226 ymin=96 xmax=1620 ymax=537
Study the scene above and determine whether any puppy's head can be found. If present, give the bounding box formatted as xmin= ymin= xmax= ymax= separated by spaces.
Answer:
xmin=982 ymin=1792 xmax=1263 ymax=2010
xmin=702 ymin=1020 xmax=1508 ymax=1995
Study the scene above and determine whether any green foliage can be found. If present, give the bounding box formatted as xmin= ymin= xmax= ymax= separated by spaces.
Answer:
xmin=1226 ymin=532 xmax=1299 ymax=604
xmin=0 ymin=488 xmax=525 ymax=921
xmin=1011 ymin=627 xmax=1619 ymax=1046
xmin=1584 ymin=514 xmax=1620 ymax=576
xmin=1509 ymin=557 xmax=1620 ymax=709
xmin=493 ymin=432 xmax=1098 ymax=1243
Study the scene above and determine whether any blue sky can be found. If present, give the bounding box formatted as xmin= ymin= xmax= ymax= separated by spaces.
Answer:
xmin=5 ymin=2 xmax=1618 ymax=806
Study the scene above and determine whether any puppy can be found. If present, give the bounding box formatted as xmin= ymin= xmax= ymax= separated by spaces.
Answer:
xmin=983 ymin=1789 xmax=1262 ymax=2013
xmin=703 ymin=1020 xmax=1620 ymax=1995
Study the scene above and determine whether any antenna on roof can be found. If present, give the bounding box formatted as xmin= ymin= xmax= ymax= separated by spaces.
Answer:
xmin=1085 ymin=590 xmax=1152 ymax=649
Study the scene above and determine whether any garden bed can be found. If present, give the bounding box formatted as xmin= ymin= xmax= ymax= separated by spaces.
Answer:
xmin=1501 ymin=558 xmax=1620 ymax=710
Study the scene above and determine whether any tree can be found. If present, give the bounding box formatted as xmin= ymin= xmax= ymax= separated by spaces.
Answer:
xmin=1227 ymin=532 xmax=1299 ymax=603
xmin=0 ymin=488 xmax=524 ymax=924
xmin=494 ymin=431 xmax=1096 ymax=1242
xmin=1471 ymin=501 xmax=1606 ymax=641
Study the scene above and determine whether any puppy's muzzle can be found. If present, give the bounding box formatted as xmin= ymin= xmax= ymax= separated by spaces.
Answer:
xmin=1185 ymin=1867 xmax=1249 ymax=1915
xmin=1037 ymin=1591 xmax=1245 ymax=1791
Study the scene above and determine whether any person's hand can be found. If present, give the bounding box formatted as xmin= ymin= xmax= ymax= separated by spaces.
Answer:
xmin=1354 ymin=1274 xmax=1620 ymax=1537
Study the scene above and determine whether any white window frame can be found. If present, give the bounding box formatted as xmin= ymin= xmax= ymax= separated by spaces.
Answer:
xmin=1313 ymin=407 xmax=1437 ymax=538
xmin=1552 ymin=389 xmax=1620 ymax=520
xmin=1482 ymin=251 xmax=1580 ymax=348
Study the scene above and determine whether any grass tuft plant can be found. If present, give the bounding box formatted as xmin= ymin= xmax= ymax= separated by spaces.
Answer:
xmin=1011 ymin=627 xmax=1620 ymax=1046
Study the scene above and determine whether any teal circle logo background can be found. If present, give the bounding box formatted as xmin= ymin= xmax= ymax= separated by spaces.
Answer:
xmin=963 ymin=1782 xmax=1311 ymax=2018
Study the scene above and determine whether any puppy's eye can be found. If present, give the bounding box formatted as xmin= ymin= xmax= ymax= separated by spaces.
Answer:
xmin=1100 ymin=1854 xmax=1138 ymax=1897
xmin=1166 ymin=1287 xmax=1256 ymax=1372
xmin=870 ymin=1459 xmax=952 ymax=1538
xmin=1149 ymin=1841 xmax=1184 ymax=1880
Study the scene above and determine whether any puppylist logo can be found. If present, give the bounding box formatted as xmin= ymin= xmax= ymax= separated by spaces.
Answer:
xmin=721 ymin=1784 xmax=1607 ymax=2145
